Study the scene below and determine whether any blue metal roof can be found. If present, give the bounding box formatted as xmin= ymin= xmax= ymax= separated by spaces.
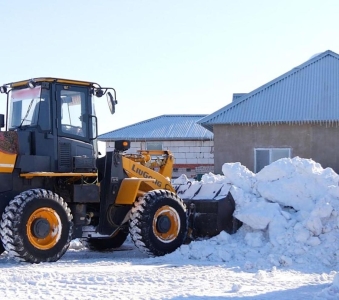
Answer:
xmin=98 ymin=114 xmax=213 ymax=141
xmin=199 ymin=50 xmax=339 ymax=131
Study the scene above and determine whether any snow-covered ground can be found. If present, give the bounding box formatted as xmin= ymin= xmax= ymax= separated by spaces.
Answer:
xmin=1 ymin=157 xmax=339 ymax=299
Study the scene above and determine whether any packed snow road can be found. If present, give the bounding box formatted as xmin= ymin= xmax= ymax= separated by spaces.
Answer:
xmin=0 ymin=239 xmax=336 ymax=300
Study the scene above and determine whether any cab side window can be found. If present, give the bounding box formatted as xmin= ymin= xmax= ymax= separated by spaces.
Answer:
xmin=60 ymin=91 xmax=87 ymax=137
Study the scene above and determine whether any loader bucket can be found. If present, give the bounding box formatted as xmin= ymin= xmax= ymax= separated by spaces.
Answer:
xmin=174 ymin=181 xmax=242 ymax=240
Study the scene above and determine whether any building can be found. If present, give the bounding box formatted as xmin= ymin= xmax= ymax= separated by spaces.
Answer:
xmin=199 ymin=50 xmax=339 ymax=174
xmin=98 ymin=114 xmax=214 ymax=178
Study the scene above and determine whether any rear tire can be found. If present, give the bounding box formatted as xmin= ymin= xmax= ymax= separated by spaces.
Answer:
xmin=82 ymin=228 xmax=129 ymax=251
xmin=129 ymin=189 xmax=187 ymax=256
xmin=0 ymin=189 xmax=73 ymax=263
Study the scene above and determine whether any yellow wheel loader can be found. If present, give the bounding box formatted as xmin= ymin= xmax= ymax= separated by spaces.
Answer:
xmin=0 ymin=77 xmax=241 ymax=263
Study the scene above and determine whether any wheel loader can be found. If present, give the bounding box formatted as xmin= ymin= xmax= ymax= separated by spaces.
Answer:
xmin=0 ymin=77 xmax=240 ymax=263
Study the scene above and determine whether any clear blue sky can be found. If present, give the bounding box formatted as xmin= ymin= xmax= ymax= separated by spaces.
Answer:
xmin=1 ymin=0 xmax=339 ymax=142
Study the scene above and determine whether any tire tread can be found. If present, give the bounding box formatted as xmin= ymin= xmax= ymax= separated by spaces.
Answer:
xmin=0 ymin=189 xmax=73 ymax=263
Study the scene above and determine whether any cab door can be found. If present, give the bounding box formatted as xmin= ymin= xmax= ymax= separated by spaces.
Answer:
xmin=55 ymin=84 xmax=94 ymax=172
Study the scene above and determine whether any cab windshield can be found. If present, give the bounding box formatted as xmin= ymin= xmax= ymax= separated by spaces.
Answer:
xmin=8 ymin=86 xmax=51 ymax=131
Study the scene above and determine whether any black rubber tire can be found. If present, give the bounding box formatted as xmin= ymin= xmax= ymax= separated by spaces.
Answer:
xmin=129 ymin=189 xmax=188 ymax=256
xmin=0 ymin=189 xmax=73 ymax=263
xmin=0 ymin=242 xmax=4 ymax=255
xmin=82 ymin=229 xmax=129 ymax=251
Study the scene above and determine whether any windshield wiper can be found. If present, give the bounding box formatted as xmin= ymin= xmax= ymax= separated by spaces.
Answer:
xmin=17 ymin=98 xmax=35 ymax=129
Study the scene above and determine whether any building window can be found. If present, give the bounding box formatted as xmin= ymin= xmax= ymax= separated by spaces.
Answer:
xmin=173 ymin=168 xmax=178 ymax=172
xmin=186 ymin=168 xmax=191 ymax=172
xmin=146 ymin=142 xmax=162 ymax=150
xmin=254 ymin=148 xmax=291 ymax=173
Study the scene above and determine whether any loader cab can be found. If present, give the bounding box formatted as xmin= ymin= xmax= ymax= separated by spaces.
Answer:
xmin=7 ymin=83 xmax=94 ymax=139
xmin=1 ymin=77 xmax=117 ymax=172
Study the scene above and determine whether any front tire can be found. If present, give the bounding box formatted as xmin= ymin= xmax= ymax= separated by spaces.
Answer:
xmin=129 ymin=189 xmax=188 ymax=256
xmin=0 ymin=189 xmax=73 ymax=263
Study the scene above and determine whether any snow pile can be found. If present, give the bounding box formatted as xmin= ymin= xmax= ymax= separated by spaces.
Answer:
xmin=317 ymin=273 xmax=339 ymax=299
xmin=171 ymin=157 xmax=339 ymax=271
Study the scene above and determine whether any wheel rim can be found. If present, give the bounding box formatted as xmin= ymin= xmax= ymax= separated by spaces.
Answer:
xmin=27 ymin=207 xmax=62 ymax=250
xmin=152 ymin=205 xmax=180 ymax=243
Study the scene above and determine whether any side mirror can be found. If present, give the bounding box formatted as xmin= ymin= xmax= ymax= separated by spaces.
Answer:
xmin=0 ymin=114 xmax=4 ymax=129
xmin=107 ymin=92 xmax=117 ymax=115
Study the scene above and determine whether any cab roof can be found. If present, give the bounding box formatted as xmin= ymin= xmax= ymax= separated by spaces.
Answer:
xmin=7 ymin=77 xmax=100 ymax=88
